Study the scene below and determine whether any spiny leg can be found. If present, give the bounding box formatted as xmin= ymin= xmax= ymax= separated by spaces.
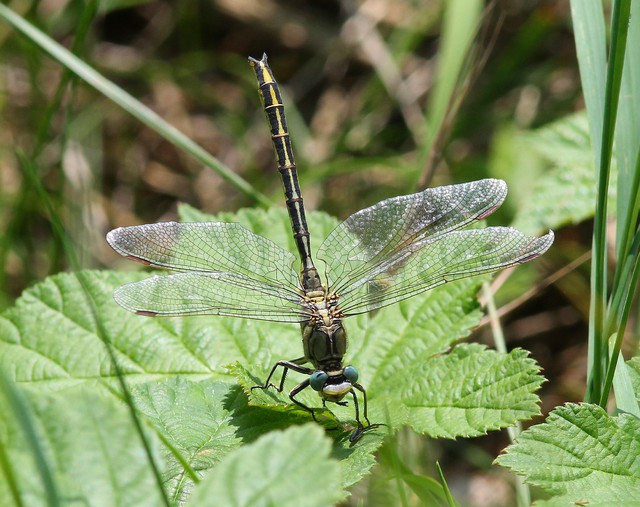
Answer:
xmin=251 ymin=357 xmax=310 ymax=392
xmin=349 ymin=382 xmax=384 ymax=443
xmin=352 ymin=382 xmax=371 ymax=427
xmin=288 ymin=378 xmax=317 ymax=421
xmin=348 ymin=388 xmax=366 ymax=442
xmin=289 ymin=380 xmax=343 ymax=433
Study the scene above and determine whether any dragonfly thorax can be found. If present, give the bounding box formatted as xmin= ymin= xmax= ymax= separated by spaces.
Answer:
xmin=301 ymin=266 xmax=323 ymax=293
xmin=302 ymin=318 xmax=347 ymax=370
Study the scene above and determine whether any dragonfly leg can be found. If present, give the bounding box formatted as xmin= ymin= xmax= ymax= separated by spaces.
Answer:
xmin=348 ymin=383 xmax=373 ymax=443
xmin=251 ymin=357 xmax=311 ymax=393
xmin=288 ymin=378 xmax=317 ymax=420
xmin=349 ymin=383 xmax=386 ymax=443
xmin=352 ymin=382 xmax=371 ymax=426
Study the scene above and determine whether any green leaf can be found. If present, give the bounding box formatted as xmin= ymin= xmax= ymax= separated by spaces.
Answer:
xmin=0 ymin=205 xmax=546 ymax=501
xmin=186 ymin=425 xmax=345 ymax=507
xmin=401 ymin=345 xmax=542 ymax=438
xmin=231 ymin=362 xmax=389 ymax=488
xmin=496 ymin=403 xmax=640 ymax=501
xmin=535 ymin=492 xmax=640 ymax=507
xmin=132 ymin=378 xmax=243 ymax=504
xmin=612 ymin=354 xmax=640 ymax=417
xmin=361 ymin=275 xmax=487 ymax=394
xmin=625 ymin=356 xmax=640 ymax=394
xmin=0 ymin=371 xmax=61 ymax=507
xmin=178 ymin=206 xmax=544 ymax=440
xmin=0 ymin=270 xmax=240 ymax=388
xmin=416 ymin=0 xmax=483 ymax=181
xmin=0 ymin=384 xmax=166 ymax=506
xmin=511 ymin=112 xmax=617 ymax=235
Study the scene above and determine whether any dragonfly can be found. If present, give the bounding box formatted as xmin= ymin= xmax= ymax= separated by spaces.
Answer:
xmin=106 ymin=54 xmax=554 ymax=442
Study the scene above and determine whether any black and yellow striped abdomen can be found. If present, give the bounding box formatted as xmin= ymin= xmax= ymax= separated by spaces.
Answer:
xmin=249 ymin=54 xmax=321 ymax=291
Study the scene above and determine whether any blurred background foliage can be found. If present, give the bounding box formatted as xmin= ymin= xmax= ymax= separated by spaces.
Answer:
xmin=0 ymin=0 xmax=590 ymax=504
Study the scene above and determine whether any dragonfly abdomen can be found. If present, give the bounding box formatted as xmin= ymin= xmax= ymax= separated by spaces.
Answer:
xmin=249 ymin=54 xmax=316 ymax=277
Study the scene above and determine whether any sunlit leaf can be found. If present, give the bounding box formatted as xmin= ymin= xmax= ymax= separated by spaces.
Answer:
xmin=496 ymin=403 xmax=640 ymax=502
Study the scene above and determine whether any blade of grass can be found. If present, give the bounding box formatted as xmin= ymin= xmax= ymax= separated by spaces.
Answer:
xmin=612 ymin=147 xmax=640 ymax=294
xmin=78 ymin=270 xmax=172 ymax=507
xmin=592 ymin=0 xmax=632 ymax=408
xmin=482 ymin=282 xmax=531 ymax=507
xmin=569 ymin=0 xmax=607 ymax=403
xmin=602 ymin=226 xmax=640 ymax=406
xmin=435 ymin=462 xmax=458 ymax=507
xmin=0 ymin=369 xmax=60 ymax=507
xmin=383 ymin=433 xmax=410 ymax=507
xmin=0 ymin=401 xmax=22 ymax=507
xmin=571 ymin=0 xmax=630 ymax=404
xmin=101 ymin=383 xmax=200 ymax=485
xmin=612 ymin=0 xmax=640 ymax=292
xmin=416 ymin=0 xmax=483 ymax=186
xmin=570 ymin=0 xmax=606 ymax=163
xmin=32 ymin=0 xmax=99 ymax=159
xmin=0 ymin=4 xmax=271 ymax=207
xmin=22 ymin=109 xmax=203 ymax=501
xmin=607 ymin=0 xmax=637 ymax=242
xmin=341 ymin=0 xmax=425 ymax=145
xmin=18 ymin=151 xmax=79 ymax=269
xmin=19 ymin=153 xmax=175 ymax=506
xmin=24 ymin=139 xmax=186 ymax=497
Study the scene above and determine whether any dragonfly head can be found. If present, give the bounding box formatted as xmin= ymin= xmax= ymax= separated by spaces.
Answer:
xmin=309 ymin=365 xmax=359 ymax=402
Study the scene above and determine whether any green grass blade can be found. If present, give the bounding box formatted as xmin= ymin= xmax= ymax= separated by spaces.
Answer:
xmin=602 ymin=228 xmax=640 ymax=406
xmin=76 ymin=271 xmax=172 ymax=507
xmin=612 ymin=150 xmax=640 ymax=288
xmin=572 ymin=0 xmax=631 ymax=404
xmin=569 ymin=0 xmax=607 ymax=403
xmin=612 ymin=0 xmax=640 ymax=290
xmin=18 ymin=146 xmax=173 ymax=505
xmin=32 ymin=0 xmax=99 ymax=159
xmin=593 ymin=0 xmax=632 ymax=407
xmin=416 ymin=0 xmax=483 ymax=184
xmin=570 ymin=0 xmax=606 ymax=163
xmin=482 ymin=283 xmax=531 ymax=507
xmin=0 ymin=414 xmax=22 ymax=507
xmin=435 ymin=461 xmax=458 ymax=507
xmin=18 ymin=152 xmax=80 ymax=269
xmin=0 ymin=4 xmax=271 ymax=207
xmin=0 ymin=370 xmax=60 ymax=507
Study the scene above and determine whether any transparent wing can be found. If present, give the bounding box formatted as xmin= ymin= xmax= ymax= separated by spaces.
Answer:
xmin=107 ymin=222 xmax=300 ymax=289
xmin=114 ymin=272 xmax=309 ymax=322
xmin=107 ymin=221 xmax=305 ymax=320
xmin=317 ymin=179 xmax=508 ymax=293
xmin=336 ymin=227 xmax=554 ymax=316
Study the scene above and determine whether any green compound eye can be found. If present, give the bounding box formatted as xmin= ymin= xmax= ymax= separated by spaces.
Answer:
xmin=343 ymin=365 xmax=359 ymax=383
xmin=310 ymin=371 xmax=329 ymax=391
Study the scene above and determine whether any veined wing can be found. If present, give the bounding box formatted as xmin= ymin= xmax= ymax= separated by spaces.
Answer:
xmin=107 ymin=221 xmax=306 ymax=321
xmin=114 ymin=271 xmax=310 ymax=322
xmin=107 ymin=222 xmax=300 ymax=291
xmin=317 ymin=179 xmax=508 ymax=293
xmin=335 ymin=227 xmax=554 ymax=316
